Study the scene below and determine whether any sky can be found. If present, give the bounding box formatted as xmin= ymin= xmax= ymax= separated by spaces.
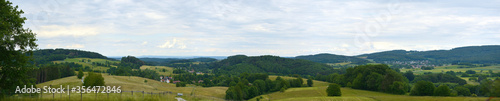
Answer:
xmin=11 ymin=0 xmax=500 ymax=57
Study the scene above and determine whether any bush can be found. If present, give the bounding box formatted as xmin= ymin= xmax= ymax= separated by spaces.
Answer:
xmin=454 ymin=86 xmax=471 ymax=96
xmin=327 ymin=83 xmax=341 ymax=96
xmin=434 ymin=85 xmax=450 ymax=96
xmin=77 ymin=69 xmax=84 ymax=79
xmin=410 ymin=81 xmax=435 ymax=96
xmin=83 ymin=72 xmax=105 ymax=87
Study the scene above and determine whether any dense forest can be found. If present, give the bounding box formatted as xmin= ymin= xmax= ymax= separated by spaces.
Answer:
xmin=209 ymin=55 xmax=336 ymax=76
xmin=295 ymin=53 xmax=371 ymax=64
xmin=31 ymin=49 xmax=110 ymax=65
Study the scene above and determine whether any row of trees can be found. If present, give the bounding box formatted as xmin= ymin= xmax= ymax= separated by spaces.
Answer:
xmin=225 ymin=75 xmax=311 ymax=101
xmin=410 ymin=79 xmax=500 ymax=97
xmin=316 ymin=64 xmax=410 ymax=95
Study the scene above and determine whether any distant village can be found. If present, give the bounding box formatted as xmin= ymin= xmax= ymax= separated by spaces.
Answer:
xmin=383 ymin=60 xmax=441 ymax=69
xmin=159 ymin=69 xmax=204 ymax=84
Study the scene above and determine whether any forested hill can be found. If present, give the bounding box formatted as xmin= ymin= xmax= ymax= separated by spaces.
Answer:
xmin=211 ymin=55 xmax=336 ymax=76
xmin=359 ymin=45 xmax=500 ymax=64
xmin=31 ymin=49 xmax=109 ymax=65
xmin=295 ymin=53 xmax=371 ymax=64
xmin=139 ymin=57 xmax=217 ymax=66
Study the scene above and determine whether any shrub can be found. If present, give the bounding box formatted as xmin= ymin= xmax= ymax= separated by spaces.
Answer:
xmin=434 ymin=85 xmax=451 ymax=96
xmin=83 ymin=72 xmax=105 ymax=87
xmin=327 ymin=83 xmax=341 ymax=96
xmin=410 ymin=81 xmax=435 ymax=96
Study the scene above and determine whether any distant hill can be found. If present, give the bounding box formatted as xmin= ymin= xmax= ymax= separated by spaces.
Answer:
xmin=211 ymin=55 xmax=336 ymax=76
xmin=359 ymin=45 xmax=500 ymax=64
xmin=295 ymin=53 xmax=371 ymax=64
xmin=139 ymin=57 xmax=218 ymax=66
xmin=31 ymin=49 xmax=110 ymax=65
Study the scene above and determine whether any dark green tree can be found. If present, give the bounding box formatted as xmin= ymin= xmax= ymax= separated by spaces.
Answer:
xmin=77 ymin=69 xmax=84 ymax=79
xmin=327 ymin=83 xmax=341 ymax=96
xmin=403 ymin=71 xmax=415 ymax=81
xmin=83 ymin=72 xmax=105 ymax=87
xmin=0 ymin=0 xmax=38 ymax=97
xmin=307 ymin=77 xmax=313 ymax=87
xmin=454 ymin=86 xmax=471 ymax=96
xmin=434 ymin=85 xmax=451 ymax=96
xmin=410 ymin=81 xmax=435 ymax=96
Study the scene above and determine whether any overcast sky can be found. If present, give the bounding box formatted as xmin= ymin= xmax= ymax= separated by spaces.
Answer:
xmin=11 ymin=0 xmax=500 ymax=57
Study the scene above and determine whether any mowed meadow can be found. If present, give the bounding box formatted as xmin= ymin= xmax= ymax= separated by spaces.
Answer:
xmin=6 ymin=73 xmax=228 ymax=101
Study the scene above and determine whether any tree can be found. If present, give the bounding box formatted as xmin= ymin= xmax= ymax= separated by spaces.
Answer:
xmin=83 ymin=72 xmax=105 ymax=87
xmin=77 ymin=69 xmax=84 ymax=79
xmin=410 ymin=81 xmax=435 ymax=96
xmin=465 ymin=70 xmax=476 ymax=74
xmin=434 ymin=85 xmax=451 ymax=96
xmin=403 ymin=71 xmax=415 ymax=81
xmin=0 ymin=0 xmax=38 ymax=97
xmin=307 ymin=77 xmax=313 ymax=87
xmin=352 ymin=74 xmax=364 ymax=89
xmin=454 ymin=86 xmax=471 ymax=96
xmin=327 ymin=83 xmax=341 ymax=96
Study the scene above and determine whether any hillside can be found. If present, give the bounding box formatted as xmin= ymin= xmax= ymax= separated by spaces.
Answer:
xmin=32 ymin=49 xmax=111 ymax=65
xmin=211 ymin=55 xmax=335 ymax=76
xmin=139 ymin=57 xmax=217 ymax=66
xmin=36 ymin=73 xmax=227 ymax=100
xmin=249 ymin=78 xmax=496 ymax=101
xmin=295 ymin=53 xmax=371 ymax=64
xmin=359 ymin=45 xmax=500 ymax=64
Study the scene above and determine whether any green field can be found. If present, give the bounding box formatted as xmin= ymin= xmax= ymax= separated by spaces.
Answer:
xmin=140 ymin=65 xmax=175 ymax=76
xmin=53 ymin=58 xmax=120 ymax=72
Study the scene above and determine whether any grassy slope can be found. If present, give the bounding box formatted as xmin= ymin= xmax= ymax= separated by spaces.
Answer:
xmin=251 ymin=76 xmax=497 ymax=101
xmin=140 ymin=65 xmax=175 ymax=76
xmin=53 ymin=58 xmax=120 ymax=72
xmin=34 ymin=73 xmax=227 ymax=101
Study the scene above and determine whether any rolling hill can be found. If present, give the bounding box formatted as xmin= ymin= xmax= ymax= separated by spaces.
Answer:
xmin=358 ymin=45 xmax=500 ymax=64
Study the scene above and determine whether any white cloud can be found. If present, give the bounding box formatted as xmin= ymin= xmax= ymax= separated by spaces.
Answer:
xmin=157 ymin=38 xmax=187 ymax=49
xmin=142 ymin=41 xmax=148 ymax=45
xmin=36 ymin=25 xmax=101 ymax=38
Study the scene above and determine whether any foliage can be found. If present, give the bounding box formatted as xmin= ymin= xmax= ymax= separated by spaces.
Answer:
xmin=29 ymin=64 xmax=75 ymax=83
xmin=307 ymin=77 xmax=313 ymax=87
xmin=403 ymin=71 xmax=415 ymax=81
xmin=295 ymin=53 xmax=371 ymax=64
xmin=83 ymin=72 xmax=105 ymax=87
xmin=212 ymin=55 xmax=335 ymax=76
xmin=338 ymin=64 xmax=409 ymax=94
xmin=77 ymin=69 xmax=84 ymax=79
xmin=0 ymin=0 xmax=38 ymax=97
xmin=120 ymin=56 xmax=144 ymax=69
xmin=360 ymin=45 xmax=500 ymax=64
xmin=434 ymin=85 xmax=451 ymax=96
xmin=327 ymin=83 xmax=341 ymax=96
xmin=413 ymin=73 xmax=467 ymax=85
xmin=410 ymin=80 xmax=435 ymax=96
xmin=454 ymin=86 xmax=471 ymax=96
xmin=31 ymin=49 xmax=109 ymax=65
